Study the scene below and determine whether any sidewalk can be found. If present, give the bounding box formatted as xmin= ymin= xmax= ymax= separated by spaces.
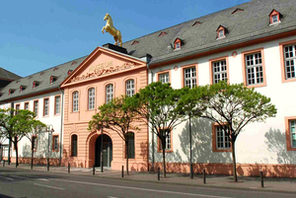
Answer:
xmin=2 ymin=163 xmax=296 ymax=194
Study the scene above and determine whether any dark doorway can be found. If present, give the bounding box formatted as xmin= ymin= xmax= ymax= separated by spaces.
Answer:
xmin=95 ymin=134 xmax=112 ymax=167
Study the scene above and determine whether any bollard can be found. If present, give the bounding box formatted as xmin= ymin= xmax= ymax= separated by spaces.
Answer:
xmin=121 ymin=165 xmax=124 ymax=178
xmin=190 ymin=164 xmax=194 ymax=179
xmin=203 ymin=169 xmax=206 ymax=184
xmin=93 ymin=166 xmax=95 ymax=175
xmin=68 ymin=163 xmax=70 ymax=174
xmin=157 ymin=167 xmax=160 ymax=181
xmin=260 ymin=171 xmax=264 ymax=188
xmin=3 ymin=160 xmax=5 ymax=167
xmin=47 ymin=162 xmax=49 ymax=171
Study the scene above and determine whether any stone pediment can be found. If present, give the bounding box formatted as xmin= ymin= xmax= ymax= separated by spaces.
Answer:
xmin=61 ymin=47 xmax=145 ymax=86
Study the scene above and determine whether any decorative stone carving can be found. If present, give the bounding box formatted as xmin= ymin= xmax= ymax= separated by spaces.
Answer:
xmin=70 ymin=61 xmax=137 ymax=83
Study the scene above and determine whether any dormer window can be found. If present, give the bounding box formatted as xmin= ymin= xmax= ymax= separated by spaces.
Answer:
xmin=50 ymin=75 xmax=57 ymax=84
xmin=32 ymin=81 xmax=39 ymax=88
xmin=9 ymin=89 xmax=15 ymax=95
xmin=19 ymin=85 xmax=26 ymax=92
xmin=174 ymin=38 xmax=182 ymax=50
xmin=131 ymin=40 xmax=139 ymax=45
xmin=216 ymin=25 xmax=227 ymax=39
xmin=158 ymin=31 xmax=167 ymax=37
xmin=269 ymin=9 xmax=282 ymax=25
xmin=67 ymin=70 xmax=73 ymax=75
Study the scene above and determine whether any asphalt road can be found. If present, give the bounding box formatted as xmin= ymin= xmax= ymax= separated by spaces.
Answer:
xmin=0 ymin=167 xmax=294 ymax=198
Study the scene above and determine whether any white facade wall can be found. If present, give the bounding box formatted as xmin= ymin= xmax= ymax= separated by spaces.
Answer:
xmin=149 ymin=35 xmax=296 ymax=166
xmin=0 ymin=91 xmax=63 ymax=161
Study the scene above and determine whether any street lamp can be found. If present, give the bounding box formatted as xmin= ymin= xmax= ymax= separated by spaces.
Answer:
xmin=46 ymin=125 xmax=54 ymax=171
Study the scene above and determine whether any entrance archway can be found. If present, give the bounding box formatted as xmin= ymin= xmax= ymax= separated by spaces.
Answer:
xmin=95 ymin=134 xmax=112 ymax=167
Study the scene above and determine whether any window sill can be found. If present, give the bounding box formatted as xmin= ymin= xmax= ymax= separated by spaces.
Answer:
xmin=282 ymin=78 xmax=296 ymax=83
xmin=245 ymin=82 xmax=267 ymax=88
xmin=213 ymin=148 xmax=231 ymax=152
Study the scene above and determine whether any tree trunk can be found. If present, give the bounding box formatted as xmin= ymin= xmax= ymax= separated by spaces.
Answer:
xmin=161 ymin=138 xmax=166 ymax=178
xmin=8 ymin=137 xmax=11 ymax=165
xmin=31 ymin=141 xmax=34 ymax=170
xmin=189 ymin=115 xmax=193 ymax=179
xmin=126 ymin=140 xmax=129 ymax=175
xmin=231 ymin=139 xmax=237 ymax=182
xmin=15 ymin=141 xmax=19 ymax=168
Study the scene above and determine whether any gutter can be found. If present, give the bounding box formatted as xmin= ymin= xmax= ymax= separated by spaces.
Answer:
xmin=58 ymin=86 xmax=64 ymax=166
xmin=145 ymin=54 xmax=155 ymax=171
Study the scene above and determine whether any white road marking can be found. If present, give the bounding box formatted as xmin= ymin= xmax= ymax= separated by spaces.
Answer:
xmin=34 ymin=183 xmax=64 ymax=191
xmin=0 ymin=176 xmax=14 ymax=181
xmin=55 ymin=179 xmax=231 ymax=198
xmin=37 ymin=178 xmax=49 ymax=182
xmin=107 ymin=196 xmax=119 ymax=198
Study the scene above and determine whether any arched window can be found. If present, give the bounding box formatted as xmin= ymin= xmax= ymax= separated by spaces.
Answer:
xmin=72 ymin=91 xmax=79 ymax=112
xmin=125 ymin=79 xmax=135 ymax=97
xmin=88 ymin=88 xmax=95 ymax=110
xmin=126 ymin=132 xmax=135 ymax=159
xmin=106 ymin=84 xmax=113 ymax=103
xmin=71 ymin=134 xmax=78 ymax=157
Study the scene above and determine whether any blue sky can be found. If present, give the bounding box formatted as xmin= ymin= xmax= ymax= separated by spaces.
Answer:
xmin=0 ymin=0 xmax=250 ymax=77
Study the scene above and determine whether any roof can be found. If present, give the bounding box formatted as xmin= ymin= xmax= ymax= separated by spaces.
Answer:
xmin=121 ymin=0 xmax=296 ymax=64
xmin=0 ymin=67 xmax=21 ymax=81
xmin=0 ymin=56 xmax=86 ymax=102
xmin=1 ymin=0 xmax=296 ymax=102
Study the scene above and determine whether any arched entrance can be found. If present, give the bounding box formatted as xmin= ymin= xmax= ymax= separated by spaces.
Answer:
xmin=95 ymin=134 xmax=112 ymax=167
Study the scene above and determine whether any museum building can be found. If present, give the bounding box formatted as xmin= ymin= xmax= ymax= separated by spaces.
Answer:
xmin=0 ymin=0 xmax=296 ymax=177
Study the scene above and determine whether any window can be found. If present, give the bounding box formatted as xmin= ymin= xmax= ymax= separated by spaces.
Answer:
xmin=125 ymin=80 xmax=135 ymax=97
xmin=72 ymin=91 xmax=79 ymax=112
xmin=52 ymin=135 xmax=59 ymax=152
xmin=212 ymin=124 xmax=231 ymax=152
xmin=272 ymin=15 xmax=278 ymax=23
xmin=15 ymin=104 xmax=20 ymax=114
xmin=106 ymin=84 xmax=113 ymax=103
xmin=43 ymin=98 xmax=49 ymax=116
xmin=54 ymin=96 xmax=61 ymax=115
xmin=218 ymin=30 xmax=224 ymax=38
xmin=33 ymin=100 xmax=38 ymax=116
xmin=283 ymin=44 xmax=296 ymax=80
xmin=243 ymin=51 xmax=265 ymax=87
xmin=71 ymin=134 xmax=78 ymax=156
xmin=126 ymin=132 xmax=135 ymax=159
xmin=211 ymin=59 xmax=228 ymax=84
xmin=183 ymin=66 xmax=197 ymax=88
xmin=158 ymin=72 xmax=170 ymax=84
xmin=216 ymin=25 xmax=227 ymax=39
xmin=158 ymin=128 xmax=172 ymax=152
xmin=289 ymin=120 xmax=296 ymax=148
xmin=174 ymin=38 xmax=181 ymax=50
xmin=32 ymin=136 xmax=38 ymax=152
xmin=285 ymin=117 xmax=296 ymax=151
xmin=24 ymin=102 xmax=29 ymax=110
xmin=269 ymin=9 xmax=281 ymax=25
xmin=88 ymin=88 xmax=95 ymax=110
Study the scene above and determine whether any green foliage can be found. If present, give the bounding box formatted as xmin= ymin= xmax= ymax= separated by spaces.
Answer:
xmin=0 ymin=108 xmax=46 ymax=143
xmin=131 ymin=82 xmax=186 ymax=133
xmin=203 ymin=81 xmax=277 ymax=138
xmin=88 ymin=96 xmax=138 ymax=140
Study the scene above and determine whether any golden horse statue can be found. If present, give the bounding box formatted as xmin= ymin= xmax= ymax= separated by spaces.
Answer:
xmin=102 ymin=13 xmax=122 ymax=47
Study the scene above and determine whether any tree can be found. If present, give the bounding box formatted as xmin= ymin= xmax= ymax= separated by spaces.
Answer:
xmin=25 ymin=122 xmax=46 ymax=170
xmin=89 ymin=96 xmax=138 ymax=175
xmin=0 ymin=109 xmax=45 ymax=167
xmin=177 ymin=86 xmax=208 ymax=178
xmin=202 ymin=81 xmax=277 ymax=182
xmin=131 ymin=82 xmax=186 ymax=177
xmin=0 ymin=108 xmax=14 ymax=164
